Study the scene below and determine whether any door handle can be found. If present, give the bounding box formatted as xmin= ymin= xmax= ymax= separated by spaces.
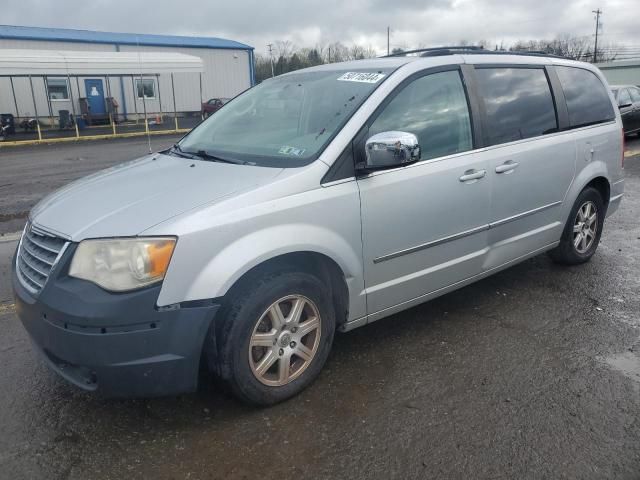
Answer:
xmin=459 ymin=169 xmax=486 ymax=183
xmin=495 ymin=160 xmax=519 ymax=174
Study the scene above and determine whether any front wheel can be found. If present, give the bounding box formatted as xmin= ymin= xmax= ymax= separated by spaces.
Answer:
xmin=548 ymin=187 xmax=605 ymax=265
xmin=207 ymin=270 xmax=335 ymax=405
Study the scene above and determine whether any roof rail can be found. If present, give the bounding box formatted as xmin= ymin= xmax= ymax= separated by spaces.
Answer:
xmin=494 ymin=50 xmax=569 ymax=60
xmin=385 ymin=46 xmax=485 ymax=57
xmin=384 ymin=46 xmax=570 ymax=60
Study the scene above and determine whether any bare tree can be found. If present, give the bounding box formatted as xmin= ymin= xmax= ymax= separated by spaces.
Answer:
xmin=253 ymin=33 xmax=622 ymax=84
xmin=361 ymin=44 xmax=378 ymax=59
xmin=348 ymin=44 xmax=377 ymax=60
xmin=275 ymin=40 xmax=295 ymax=59
xmin=510 ymin=35 xmax=620 ymax=62
xmin=324 ymin=42 xmax=350 ymax=63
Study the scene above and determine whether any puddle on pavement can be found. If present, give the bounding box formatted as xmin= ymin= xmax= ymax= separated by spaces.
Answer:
xmin=604 ymin=351 xmax=640 ymax=393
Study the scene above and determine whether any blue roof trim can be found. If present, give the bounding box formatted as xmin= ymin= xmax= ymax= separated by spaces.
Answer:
xmin=0 ymin=25 xmax=253 ymax=51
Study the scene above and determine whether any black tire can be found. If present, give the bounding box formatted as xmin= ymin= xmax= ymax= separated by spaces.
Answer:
xmin=548 ymin=187 xmax=605 ymax=265
xmin=206 ymin=270 xmax=335 ymax=406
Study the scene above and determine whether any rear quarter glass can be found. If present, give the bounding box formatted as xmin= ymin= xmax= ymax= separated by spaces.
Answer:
xmin=555 ymin=66 xmax=615 ymax=128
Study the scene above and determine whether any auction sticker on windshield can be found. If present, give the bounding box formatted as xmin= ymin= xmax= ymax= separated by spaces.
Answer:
xmin=337 ymin=72 xmax=386 ymax=83
xmin=279 ymin=145 xmax=306 ymax=156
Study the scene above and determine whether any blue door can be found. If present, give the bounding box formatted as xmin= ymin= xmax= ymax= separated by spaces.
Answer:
xmin=84 ymin=79 xmax=106 ymax=115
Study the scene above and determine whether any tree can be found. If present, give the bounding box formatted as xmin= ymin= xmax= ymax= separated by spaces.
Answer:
xmin=275 ymin=40 xmax=295 ymax=59
xmin=251 ymin=34 xmax=619 ymax=84
xmin=509 ymin=35 xmax=619 ymax=62
xmin=275 ymin=55 xmax=287 ymax=76
xmin=307 ymin=48 xmax=322 ymax=66
xmin=288 ymin=53 xmax=304 ymax=71
xmin=254 ymin=53 xmax=273 ymax=83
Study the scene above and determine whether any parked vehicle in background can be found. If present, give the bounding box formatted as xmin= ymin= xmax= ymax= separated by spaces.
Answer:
xmin=13 ymin=49 xmax=625 ymax=406
xmin=611 ymin=85 xmax=640 ymax=136
xmin=201 ymin=98 xmax=230 ymax=118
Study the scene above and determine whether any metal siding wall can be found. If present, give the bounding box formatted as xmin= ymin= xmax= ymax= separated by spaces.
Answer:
xmin=0 ymin=39 xmax=113 ymax=52
xmin=0 ymin=77 xmax=16 ymax=114
xmin=601 ymin=67 xmax=640 ymax=86
xmin=0 ymin=73 xmax=88 ymax=124
xmin=0 ymin=77 xmax=33 ymax=117
xmin=0 ymin=39 xmax=251 ymax=117
xmin=117 ymin=45 xmax=251 ymax=111
xmin=0 ymin=39 xmax=114 ymax=120
xmin=123 ymin=74 xmax=164 ymax=115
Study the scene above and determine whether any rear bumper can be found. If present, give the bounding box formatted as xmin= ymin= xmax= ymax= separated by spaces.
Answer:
xmin=12 ymin=249 xmax=219 ymax=398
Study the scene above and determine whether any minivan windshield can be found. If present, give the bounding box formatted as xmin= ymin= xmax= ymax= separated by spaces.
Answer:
xmin=178 ymin=68 xmax=395 ymax=167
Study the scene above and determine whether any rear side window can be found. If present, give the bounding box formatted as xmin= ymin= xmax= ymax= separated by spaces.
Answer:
xmin=555 ymin=66 xmax=615 ymax=128
xmin=475 ymin=67 xmax=558 ymax=146
xmin=629 ymin=87 xmax=640 ymax=103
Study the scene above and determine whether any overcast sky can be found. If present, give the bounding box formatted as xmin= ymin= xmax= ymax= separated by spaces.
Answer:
xmin=4 ymin=0 xmax=639 ymax=56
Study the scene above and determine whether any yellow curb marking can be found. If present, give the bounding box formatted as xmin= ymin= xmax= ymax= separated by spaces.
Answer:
xmin=0 ymin=303 xmax=16 ymax=314
xmin=0 ymin=129 xmax=190 ymax=148
xmin=624 ymin=149 xmax=640 ymax=158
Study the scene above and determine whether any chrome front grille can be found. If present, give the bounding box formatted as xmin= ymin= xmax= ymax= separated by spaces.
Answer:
xmin=16 ymin=223 xmax=68 ymax=295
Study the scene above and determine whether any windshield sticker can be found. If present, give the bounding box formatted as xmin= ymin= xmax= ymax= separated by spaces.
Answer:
xmin=279 ymin=145 xmax=306 ymax=157
xmin=337 ymin=72 xmax=386 ymax=83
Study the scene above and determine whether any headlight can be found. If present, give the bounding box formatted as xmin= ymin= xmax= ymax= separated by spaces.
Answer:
xmin=69 ymin=237 xmax=176 ymax=292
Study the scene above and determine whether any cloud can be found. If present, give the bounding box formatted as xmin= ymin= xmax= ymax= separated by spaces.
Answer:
xmin=3 ymin=0 xmax=638 ymax=55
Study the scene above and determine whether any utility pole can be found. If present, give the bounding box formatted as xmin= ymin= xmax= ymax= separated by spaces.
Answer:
xmin=592 ymin=8 xmax=602 ymax=63
xmin=267 ymin=43 xmax=275 ymax=77
xmin=387 ymin=26 xmax=390 ymax=56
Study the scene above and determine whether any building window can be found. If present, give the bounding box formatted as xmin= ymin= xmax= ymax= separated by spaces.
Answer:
xmin=135 ymin=78 xmax=156 ymax=99
xmin=47 ymin=78 xmax=69 ymax=100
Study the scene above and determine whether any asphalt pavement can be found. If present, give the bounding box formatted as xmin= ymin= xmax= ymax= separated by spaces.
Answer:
xmin=0 ymin=138 xmax=639 ymax=479
xmin=0 ymin=134 xmax=183 ymax=235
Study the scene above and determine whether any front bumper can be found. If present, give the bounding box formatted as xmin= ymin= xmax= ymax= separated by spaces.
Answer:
xmin=12 ymin=248 xmax=219 ymax=397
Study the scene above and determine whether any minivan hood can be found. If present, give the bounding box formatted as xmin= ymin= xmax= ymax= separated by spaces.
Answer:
xmin=30 ymin=153 xmax=284 ymax=240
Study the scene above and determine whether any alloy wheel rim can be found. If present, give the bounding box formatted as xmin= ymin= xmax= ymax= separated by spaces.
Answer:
xmin=248 ymin=295 xmax=321 ymax=387
xmin=573 ymin=201 xmax=597 ymax=254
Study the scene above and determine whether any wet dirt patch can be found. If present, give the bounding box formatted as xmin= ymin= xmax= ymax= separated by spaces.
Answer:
xmin=603 ymin=347 xmax=640 ymax=392
xmin=0 ymin=212 xmax=28 ymax=223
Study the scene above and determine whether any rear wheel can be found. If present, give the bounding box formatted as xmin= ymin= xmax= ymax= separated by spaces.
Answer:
xmin=207 ymin=270 xmax=335 ymax=405
xmin=548 ymin=187 xmax=605 ymax=265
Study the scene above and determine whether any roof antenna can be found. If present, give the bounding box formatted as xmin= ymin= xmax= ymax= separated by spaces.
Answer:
xmin=136 ymin=36 xmax=152 ymax=154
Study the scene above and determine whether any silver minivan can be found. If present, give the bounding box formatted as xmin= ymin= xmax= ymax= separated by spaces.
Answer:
xmin=13 ymin=49 xmax=625 ymax=405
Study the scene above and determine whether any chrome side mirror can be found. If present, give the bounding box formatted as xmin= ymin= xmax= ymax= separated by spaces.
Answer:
xmin=363 ymin=131 xmax=420 ymax=170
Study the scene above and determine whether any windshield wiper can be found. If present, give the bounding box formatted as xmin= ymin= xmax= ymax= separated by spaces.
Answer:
xmin=168 ymin=143 xmax=197 ymax=159
xmin=169 ymin=144 xmax=250 ymax=165
xmin=189 ymin=149 xmax=246 ymax=165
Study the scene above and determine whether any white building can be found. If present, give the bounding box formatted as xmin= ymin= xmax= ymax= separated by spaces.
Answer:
xmin=0 ymin=25 xmax=254 ymax=122
xmin=596 ymin=60 xmax=640 ymax=87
